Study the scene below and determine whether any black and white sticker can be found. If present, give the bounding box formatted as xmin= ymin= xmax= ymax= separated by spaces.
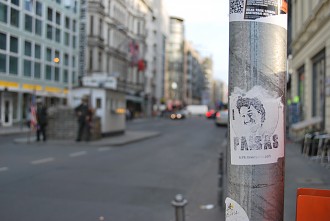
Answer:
xmin=230 ymin=86 xmax=284 ymax=165
xmin=229 ymin=0 xmax=288 ymax=30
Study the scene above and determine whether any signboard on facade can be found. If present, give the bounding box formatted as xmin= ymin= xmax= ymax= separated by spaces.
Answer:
xmin=82 ymin=75 xmax=117 ymax=90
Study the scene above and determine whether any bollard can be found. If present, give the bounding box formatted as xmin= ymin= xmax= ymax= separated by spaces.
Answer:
xmin=171 ymin=194 xmax=188 ymax=221
xmin=218 ymin=152 xmax=224 ymax=207
xmin=218 ymin=152 xmax=224 ymax=175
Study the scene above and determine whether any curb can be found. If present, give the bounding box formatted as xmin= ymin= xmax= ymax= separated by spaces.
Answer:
xmin=13 ymin=131 xmax=161 ymax=146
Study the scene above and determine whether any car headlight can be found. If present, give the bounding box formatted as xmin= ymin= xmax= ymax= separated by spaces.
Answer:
xmin=177 ymin=114 xmax=182 ymax=119
xmin=170 ymin=114 xmax=176 ymax=119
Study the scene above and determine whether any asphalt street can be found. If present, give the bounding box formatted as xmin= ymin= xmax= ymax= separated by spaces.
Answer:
xmin=0 ymin=117 xmax=226 ymax=221
xmin=1 ymin=117 xmax=329 ymax=221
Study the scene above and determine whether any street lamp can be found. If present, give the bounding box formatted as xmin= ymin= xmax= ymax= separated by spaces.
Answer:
xmin=171 ymin=82 xmax=178 ymax=90
xmin=53 ymin=57 xmax=60 ymax=63
xmin=171 ymin=82 xmax=178 ymax=109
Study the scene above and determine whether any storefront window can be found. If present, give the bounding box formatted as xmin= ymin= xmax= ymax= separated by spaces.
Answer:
xmin=297 ymin=66 xmax=305 ymax=120
xmin=312 ymin=49 xmax=326 ymax=128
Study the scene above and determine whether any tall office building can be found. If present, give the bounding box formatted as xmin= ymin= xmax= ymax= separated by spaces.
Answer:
xmin=165 ymin=16 xmax=185 ymax=109
xmin=184 ymin=40 xmax=204 ymax=105
xmin=0 ymin=0 xmax=79 ymax=127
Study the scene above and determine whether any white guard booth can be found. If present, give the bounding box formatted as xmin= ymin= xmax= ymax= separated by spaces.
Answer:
xmin=71 ymin=74 xmax=126 ymax=136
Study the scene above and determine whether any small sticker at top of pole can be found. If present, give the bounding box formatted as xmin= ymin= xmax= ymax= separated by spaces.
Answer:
xmin=229 ymin=0 xmax=288 ymax=30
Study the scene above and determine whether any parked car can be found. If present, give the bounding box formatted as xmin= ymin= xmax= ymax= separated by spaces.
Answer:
xmin=205 ymin=109 xmax=216 ymax=119
xmin=215 ymin=110 xmax=228 ymax=126
xmin=170 ymin=110 xmax=186 ymax=120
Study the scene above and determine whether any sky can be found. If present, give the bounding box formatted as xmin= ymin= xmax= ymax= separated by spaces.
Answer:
xmin=165 ymin=0 xmax=230 ymax=84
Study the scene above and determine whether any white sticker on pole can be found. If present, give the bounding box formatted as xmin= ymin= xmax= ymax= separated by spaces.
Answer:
xmin=229 ymin=86 xmax=284 ymax=165
xmin=225 ymin=197 xmax=249 ymax=221
xmin=229 ymin=0 xmax=288 ymax=30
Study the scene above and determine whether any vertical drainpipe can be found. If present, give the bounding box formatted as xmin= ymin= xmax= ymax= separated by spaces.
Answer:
xmin=226 ymin=1 xmax=288 ymax=220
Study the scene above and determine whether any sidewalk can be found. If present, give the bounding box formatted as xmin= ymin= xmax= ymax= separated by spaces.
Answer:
xmin=220 ymin=139 xmax=329 ymax=221
xmin=0 ymin=126 xmax=29 ymax=136
xmin=13 ymin=130 xmax=161 ymax=147
xmin=284 ymin=140 xmax=330 ymax=220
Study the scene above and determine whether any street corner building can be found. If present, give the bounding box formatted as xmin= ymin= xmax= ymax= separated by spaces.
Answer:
xmin=0 ymin=0 xmax=80 ymax=127
xmin=288 ymin=0 xmax=330 ymax=138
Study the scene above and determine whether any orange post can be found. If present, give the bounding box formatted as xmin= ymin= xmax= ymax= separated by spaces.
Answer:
xmin=296 ymin=188 xmax=330 ymax=221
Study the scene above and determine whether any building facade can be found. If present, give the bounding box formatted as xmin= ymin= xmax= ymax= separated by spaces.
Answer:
xmin=85 ymin=0 xmax=170 ymax=118
xmin=0 ymin=0 xmax=79 ymax=127
xmin=212 ymin=79 xmax=228 ymax=109
xmin=201 ymin=57 xmax=213 ymax=107
xmin=150 ymin=0 xmax=168 ymax=115
xmin=290 ymin=0 xmax=330 ymax=131
xmin=184 ymin=41 xmax=204 ymax=105
xmin=165 ymin=16 xmax=185 ymax=109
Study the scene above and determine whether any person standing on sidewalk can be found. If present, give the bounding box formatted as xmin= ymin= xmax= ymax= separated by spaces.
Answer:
xmin=36 ymin=99 xmax=48 ymax=142
xmin=74 ymin=96 xmax=93 ymax=142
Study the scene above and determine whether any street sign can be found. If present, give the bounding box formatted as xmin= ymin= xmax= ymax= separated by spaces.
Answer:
xmin=82 ymin=75 xmax=117 ymax=90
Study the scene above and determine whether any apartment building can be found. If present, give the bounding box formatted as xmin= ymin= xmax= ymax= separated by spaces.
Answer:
xmin=0 ymin=0 xmax=79 ymax=127
xmin=201 ymin=57 xmax=213 ymax=107
xmin=184 ymin=41 xmax=204 ymax=105
xmin=85 ymin=0 xmax=168 ymax=118
xmin=149 ymin=0 xmax=168 ymax=115
xmin=290 ymin=0 xmax=330 ymax=131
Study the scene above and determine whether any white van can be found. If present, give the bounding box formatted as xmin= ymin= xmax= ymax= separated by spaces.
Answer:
xmin=185 ymin=105 xmax=208 ymax=116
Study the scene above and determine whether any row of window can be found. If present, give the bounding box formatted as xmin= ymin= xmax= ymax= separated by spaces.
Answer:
xmin=0 ymin=53 xmax=75 ymax=84
xmin=0 ymin=2 xmax=77 ymax=48
xmin=0 ymin=32 xmax=76 ymax=66
xmin=46 ymin=23 xmax=76 ymax=47
xmin=0 ymin=0 xmax=77 ymax=14
xmin=46 ymin=7 xmax=77 ymax=32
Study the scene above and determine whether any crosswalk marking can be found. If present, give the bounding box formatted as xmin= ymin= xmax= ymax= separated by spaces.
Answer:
xmin=97 ymin=147 xmax=112 ymax=152
xmin=31 ymin=157 xmax=54 ymax=165
xmin=0 ymin=167 xmax=8 ymax=172
xmin=69 ymin=151 xmax=87 ymax=157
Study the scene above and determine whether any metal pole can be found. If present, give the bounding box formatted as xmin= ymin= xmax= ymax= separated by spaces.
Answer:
xmin=227 ymin=1 xmax=287 ymax=220
xmin=218 ymin=152 xmax=224 ymax=207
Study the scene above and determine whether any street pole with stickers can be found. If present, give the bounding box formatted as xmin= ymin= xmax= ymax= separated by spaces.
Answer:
xmin=226 ymin=1 xmax=288 ymax=220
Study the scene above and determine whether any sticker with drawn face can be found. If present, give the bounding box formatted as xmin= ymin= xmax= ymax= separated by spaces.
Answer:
xmin=230 ymin=86 xmax=284 ymax=165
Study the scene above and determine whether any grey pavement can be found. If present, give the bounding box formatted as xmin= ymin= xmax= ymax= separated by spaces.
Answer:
xmin=220 ymin=137 xmax=330 ymax=221
xmin=283 ymin=139 xmax=330 ymax=221
xmin=0 ymin=125 xmax=29 ymax=136
xmin=12 ymin=130 xmax=161 ymax=146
